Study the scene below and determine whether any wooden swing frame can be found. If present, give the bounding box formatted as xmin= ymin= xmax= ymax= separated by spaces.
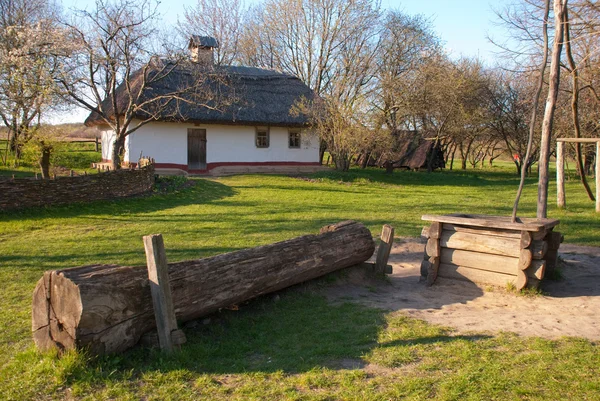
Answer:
xmin=556 ymin=138 xmax=600 ymax=212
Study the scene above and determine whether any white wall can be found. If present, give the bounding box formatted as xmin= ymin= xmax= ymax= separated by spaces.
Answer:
xmin=127 ymin=122 xmax=319 ymax=166
xmin=100 ymin=129 xmax=115 ymax=161
xmin=100 ymin=129 xmax=130 ymax=162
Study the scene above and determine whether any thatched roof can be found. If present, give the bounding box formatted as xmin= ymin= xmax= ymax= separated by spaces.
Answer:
xmin=391 ymin=131 xmax=445 ymax=170
xmin=84 ymin=62 xmax=316 ymax=128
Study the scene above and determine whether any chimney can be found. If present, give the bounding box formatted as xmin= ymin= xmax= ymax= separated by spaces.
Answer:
xmin=188 ymin=35 xmax=219 ymax=64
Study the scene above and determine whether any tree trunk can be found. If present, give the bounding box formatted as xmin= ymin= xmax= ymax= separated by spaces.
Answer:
xmin=361 ymin=151 xmax=371 ymax=169
xmin=111 ymin=136 xmax=126 ymax=170
xmin=319 ymin=141 xmax=327 ymax=165
xmin=333 ymin=152 xmax=351 ymax=171
xmin=537 ymin=0 xmax=567 ymax=219
xmin=564 ymin=7 xmax=595 ymax=201
xmin=32 ymin=221 xmax=375 ymax=356
xmin=584 ymin=150 xmax=594 ymax=176
xmin=514 ymin=159 xmax=523 ymax=176
xmin=384 ymin=160 xmax=394 ymax=174
xmin=449 ymin=144 xmax=457 ymax=170
xmin=512 ymin=0 xmax=551 ymax=222
xmin=427 ymin=137 xmax=441 ymax=173
xmin=38 ymin=144 xmax=51 ymax=179
xmin=10 ymin=128 xmax=23 ymax=161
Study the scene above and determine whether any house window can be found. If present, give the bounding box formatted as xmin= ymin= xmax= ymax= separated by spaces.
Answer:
xmin=289 ymin=130 xmax=301 ymax=148
xmin=256 ymin=127 xmax=269 ymax=148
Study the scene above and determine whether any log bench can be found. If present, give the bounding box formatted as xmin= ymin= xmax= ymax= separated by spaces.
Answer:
xmin=32 ymin=221 xmax=375 ymax=355
xmin=420 ymin=214 xmax=562 ymax=290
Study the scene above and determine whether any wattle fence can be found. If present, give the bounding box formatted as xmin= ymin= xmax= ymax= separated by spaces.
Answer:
xmin=0 ymin=165 xmax=155 ymax=211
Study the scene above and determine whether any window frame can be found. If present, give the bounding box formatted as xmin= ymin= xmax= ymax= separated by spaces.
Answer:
xmin=288 ymin=129 xmax=301 ymax=149
xmin=255 ymin=126 xmax=270 ymax=148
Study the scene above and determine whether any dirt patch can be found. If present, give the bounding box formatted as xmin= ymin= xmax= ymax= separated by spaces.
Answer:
xmin=325 ymin=238 xmax=600 ymax=341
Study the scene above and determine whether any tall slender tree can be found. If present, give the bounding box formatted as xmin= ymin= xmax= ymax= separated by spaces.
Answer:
xmin=537 ymin=0 xmax=568 ymax=218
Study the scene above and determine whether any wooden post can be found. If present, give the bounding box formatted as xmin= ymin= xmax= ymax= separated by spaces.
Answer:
xmin=142 ymin=234 xmax=185 ymax=353
xmin=425 ymin=222 xmax=441 ymax=286
xmin=374 ymin=224 xmax=394 ymax=274
xmin=70 ymin=170 xmax=74 ymax=177
xmin=557 ymin=141 xmax=565 ymax=208
xmin=515 ymin=231 xmax=531 ymax=290
xmin=596 ymin=142 xmax=599 ymax=213
xmin=544 ymin=231 xmax=563 ymax=277
xmin=95 ymin=137 xmax=99 ymax=152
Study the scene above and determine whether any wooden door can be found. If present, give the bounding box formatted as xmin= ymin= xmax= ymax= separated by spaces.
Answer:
xmin=187 ymin=129 xmax=206 ymax=169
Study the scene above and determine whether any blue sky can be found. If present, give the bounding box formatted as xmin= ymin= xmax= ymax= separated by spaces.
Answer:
xmin=391 ymin=0 xmax=510 ymax=63
xmin=57 ymin=0 xmax=511 ymax=123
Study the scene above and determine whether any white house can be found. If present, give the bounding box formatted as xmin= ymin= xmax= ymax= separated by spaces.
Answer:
xmin=87 ymin=36 xmax=322 ymax=175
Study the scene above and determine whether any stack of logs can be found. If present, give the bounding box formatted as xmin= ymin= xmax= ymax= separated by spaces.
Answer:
xmin=420 ymin=214 xmax=562 ymax=290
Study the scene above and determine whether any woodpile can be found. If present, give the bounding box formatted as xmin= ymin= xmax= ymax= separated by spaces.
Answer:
xmin=32 ymin=221 xmax=375 ymax=355
xmin=420 ymin=214 xmax=561 ymax=290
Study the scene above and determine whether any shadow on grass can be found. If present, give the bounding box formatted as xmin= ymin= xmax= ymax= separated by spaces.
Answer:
xmin=308 ymin=167 xmax=532 ymax=188
xmin=0 ymin=178 xmax=237 ymax=222
xmin=0 ymin=247 xmax=249 ymax=271
xmin=0 ymin=169 xmax=36 ymax=178
xmin=59 ymin=279 xmax=489 ymax=391
xmin=377 ymin=333 xmax=492 ymax=349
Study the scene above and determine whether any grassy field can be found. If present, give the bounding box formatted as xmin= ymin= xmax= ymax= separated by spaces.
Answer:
xmin=1 ymin=158 xmax=599 ymax=400
xmin=0 ymin=139 xmax=101 ymax=178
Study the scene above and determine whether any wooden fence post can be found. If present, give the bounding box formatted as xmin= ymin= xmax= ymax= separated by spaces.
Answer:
xmin=557 ymin=141 xmax=565 ymax=208
xmin=143 ymin=234 xmax=186 ymax=353
xmin=424 ymin=222 xmax=441 ymax=285
xmin=374 ymin=224 xmax=394 ymax=274
xmin=95 ymin=137 xmax=99 ymax=152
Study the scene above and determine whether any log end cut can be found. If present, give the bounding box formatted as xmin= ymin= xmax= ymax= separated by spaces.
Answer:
xmin=32 ymin=270 xmax=83 ymax=353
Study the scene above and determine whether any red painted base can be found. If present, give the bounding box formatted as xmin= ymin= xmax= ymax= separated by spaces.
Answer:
xmin=108 ymin=160 xmax=322 ymax=174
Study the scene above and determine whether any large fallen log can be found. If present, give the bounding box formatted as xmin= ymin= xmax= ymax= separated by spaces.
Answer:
xmin=32 ymin=221 xmax=374 ymax=355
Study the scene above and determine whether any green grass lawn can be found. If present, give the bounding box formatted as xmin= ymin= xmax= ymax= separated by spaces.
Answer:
xmin=1 ymin=163 xmax=599 ymax=400
xmin=0 ymin=139 xmax=101 ymax=178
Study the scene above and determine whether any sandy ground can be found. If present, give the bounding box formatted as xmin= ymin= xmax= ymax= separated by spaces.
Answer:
xmin=326 ymin=238 xmax=600 ymax=341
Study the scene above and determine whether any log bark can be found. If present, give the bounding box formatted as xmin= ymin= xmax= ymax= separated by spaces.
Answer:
xmin=443 ymin=224 xmax=522 ymax=239
xmin=439 ymin=230 xmax=547 ymax=259
xmin=32 ymin=221 xmax=375 ymax=355
xmin=439 ymin=249 xmax=544 ymax=280
xmin=438 ymin=263 xmax=516 ymax=288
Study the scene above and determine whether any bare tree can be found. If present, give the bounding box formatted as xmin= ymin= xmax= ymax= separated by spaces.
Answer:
xmin=487 ymin=70 xmax=543 ymax=176
xmin=560 ymin=2 xmax=595 ymax=200
xmin=538 ymin=0 xmax=568 ymax=218
xmin=58 ymin=0 xmax=228 ymax=170
xmin=241 ymin=0 xmax=382 ymax=170
xmin=370 ymin=11 xmax=442 ymax=170
xmin=177 ymin=0 xmax=245 ymax=65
